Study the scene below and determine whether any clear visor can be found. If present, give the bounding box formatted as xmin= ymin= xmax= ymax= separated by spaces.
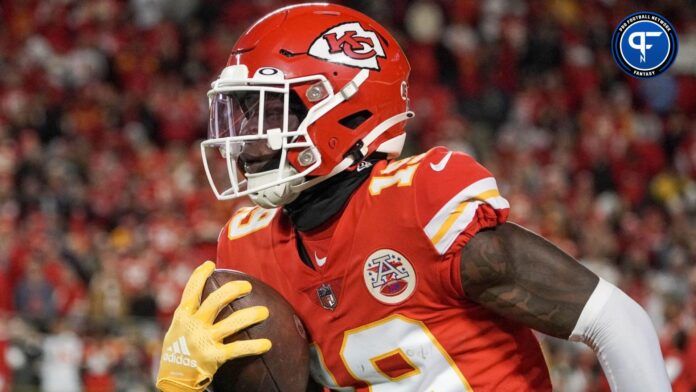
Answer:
xmin=208 ymin=90 xmax=288 ymax=140
xmin=202 ymin=83 xmax=322 ymax=200
xmin=207 ymin=89 xmax=294 ymax=161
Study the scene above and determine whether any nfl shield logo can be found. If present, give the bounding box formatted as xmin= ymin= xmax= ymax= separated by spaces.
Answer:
xmin=317 ymin=284 xmax=337 ymax=311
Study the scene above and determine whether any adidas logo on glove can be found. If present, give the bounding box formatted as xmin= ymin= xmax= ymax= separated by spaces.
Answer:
xmin=162 ymin=336 xmax=198 ymax=368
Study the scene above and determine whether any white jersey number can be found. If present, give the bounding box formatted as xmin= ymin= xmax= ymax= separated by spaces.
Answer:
xmin=339 ymin=314 xmax=472 ymax=391
xmin=227 ymin=206 xmax=277 ymax=240
xmin=368 ymin=153 xmax=425 ymax=195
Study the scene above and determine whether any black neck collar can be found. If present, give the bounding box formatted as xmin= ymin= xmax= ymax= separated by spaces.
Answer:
xmin=283 ymin=156 xmax=382 ymax=232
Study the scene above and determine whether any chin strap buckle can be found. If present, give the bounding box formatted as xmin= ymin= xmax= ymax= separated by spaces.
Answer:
xmin=344 ymin=140 xmax=365 ymax=163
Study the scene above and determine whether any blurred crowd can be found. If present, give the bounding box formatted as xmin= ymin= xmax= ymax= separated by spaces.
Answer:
xmin=0 ymin=0 xmax=694 ymax=391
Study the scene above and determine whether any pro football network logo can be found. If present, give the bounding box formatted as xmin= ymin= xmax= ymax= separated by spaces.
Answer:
xmin=308 ymin=22 xmax=386 ymax=70
xmin=363 ymin=249 xmax=416 ymax=304
xmin=611 ymin=12 xmax=678 ymax=78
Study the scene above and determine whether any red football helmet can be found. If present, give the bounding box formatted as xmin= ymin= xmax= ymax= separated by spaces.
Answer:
xmin=202 ymin=3 xmax=412 ymax=207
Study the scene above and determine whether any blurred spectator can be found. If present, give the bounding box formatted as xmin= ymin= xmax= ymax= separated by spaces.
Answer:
xmin=83 ymin=333 xmax=117 ymax=392
xmin=14 ymin=260 xmax=57 ymax=329
xmin=39 ymin=320 xmax=83 ymax=392
xmin=0 ymin=318 xmax=10 ymax=392
xmin=88 ymin=254 xmax=127 ymax=323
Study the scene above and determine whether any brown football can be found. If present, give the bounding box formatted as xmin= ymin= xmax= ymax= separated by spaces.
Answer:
xmin=202 ymin=269 xmax=310 ymax=392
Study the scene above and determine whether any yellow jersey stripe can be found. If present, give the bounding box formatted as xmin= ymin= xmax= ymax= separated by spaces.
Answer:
xmin=429 ymin=189 xmax=500 ymax=245
xmin=430 ymin=201 xmax=469 ymax=246
xmin=424 ymin=177 xmax=509 ymax=255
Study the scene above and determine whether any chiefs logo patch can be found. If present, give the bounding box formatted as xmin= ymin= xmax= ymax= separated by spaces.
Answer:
xmin=363 ymin=249 xmax=416 ymax=304
xmin=308 ymin=22 xmax=386 ymax=70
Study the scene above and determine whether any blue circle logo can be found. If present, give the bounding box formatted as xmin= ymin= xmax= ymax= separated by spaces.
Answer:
xmin=611 ymin=12 xmax=678 ymax=78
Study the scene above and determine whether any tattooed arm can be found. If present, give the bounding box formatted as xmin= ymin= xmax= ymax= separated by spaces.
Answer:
xmin=460 ymin=222 xmax=671 ymax=390
xmin=459 ymin=222 xmax=596 ymax=338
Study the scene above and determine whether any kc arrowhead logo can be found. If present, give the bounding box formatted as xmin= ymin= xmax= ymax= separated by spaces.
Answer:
xmin=309 ymin=22 xmax=386 ymax=70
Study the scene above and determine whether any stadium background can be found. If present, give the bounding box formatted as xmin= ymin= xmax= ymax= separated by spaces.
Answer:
xmin=0 ymin=0 xmax=694 ymax=390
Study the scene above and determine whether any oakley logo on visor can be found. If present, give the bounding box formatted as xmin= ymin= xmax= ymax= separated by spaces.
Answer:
xmin=309 ymin=22 xmax=386 ymax=70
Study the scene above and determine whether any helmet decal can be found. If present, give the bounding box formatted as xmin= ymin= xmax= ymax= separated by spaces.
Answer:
xmin=308 ymin=22 xmax=386 ymax=70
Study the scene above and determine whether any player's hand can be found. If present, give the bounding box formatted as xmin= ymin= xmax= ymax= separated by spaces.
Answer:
xmin=156 ymin=261 xmax=272 ymax=392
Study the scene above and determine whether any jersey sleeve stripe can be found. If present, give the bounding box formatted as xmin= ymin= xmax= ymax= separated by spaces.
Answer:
xmin=424 ymin=177 xmax=499 ymax=237
xmin=430 ymin=201 xmax=471 ymax=245
xmin=485 ymin=195 xmax=510 ymax=210
xmin=431 ymin=201 xmax=483 ymax=255
xmin=474 ymin=189 xmax=501 ymax=201
xmin=423 ymin=177 xmax=509 ymax=255
xmin=429 ymin=189 xmax=501 ymax=245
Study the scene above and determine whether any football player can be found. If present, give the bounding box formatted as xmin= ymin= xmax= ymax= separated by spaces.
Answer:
xmin=156 ymin=4 xmax=670 ymax=391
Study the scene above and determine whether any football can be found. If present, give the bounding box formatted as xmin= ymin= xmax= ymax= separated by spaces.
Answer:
xmin=203 ymin=269 xmax=310 ymax=392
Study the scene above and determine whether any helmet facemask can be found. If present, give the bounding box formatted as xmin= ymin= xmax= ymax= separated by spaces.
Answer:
xmin=202 ymin=61 xmax=412 ymax=208
xmin=201 ymin=66 xmax=330 ymax=207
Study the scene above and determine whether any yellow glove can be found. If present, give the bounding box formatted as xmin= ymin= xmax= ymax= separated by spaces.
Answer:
xmin=156 ymin=261 xmax=271 ymax=392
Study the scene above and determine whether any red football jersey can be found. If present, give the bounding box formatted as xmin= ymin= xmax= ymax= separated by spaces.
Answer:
xmin=216 ymin=147 xmax=552 ymax=391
